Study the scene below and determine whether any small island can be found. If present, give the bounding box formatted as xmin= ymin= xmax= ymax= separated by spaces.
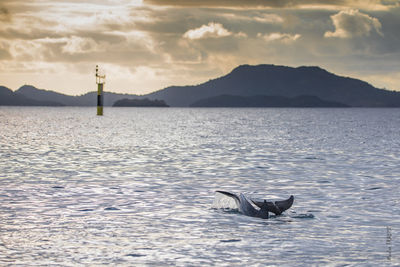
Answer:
xmin=113 ymin=98 xmax=169 ymax=107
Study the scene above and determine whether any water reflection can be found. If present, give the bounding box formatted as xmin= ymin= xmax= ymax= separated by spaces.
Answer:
xmin=0 ymin=107 xmax=399 ymax=265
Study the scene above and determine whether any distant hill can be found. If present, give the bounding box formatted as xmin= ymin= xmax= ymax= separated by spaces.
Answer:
xmin=113 ymin=98 xmax=169 ymax=107
xmin=16 ymin=85 xmax=79 ymax=106
xmin=146 ymin=65 xmax=400 ymax=107
xmin=78 ymin=92 xmax=143 ymax=106
xmin=2 ymin=64 xmax=400 ymax=107
xmin=13 ymin=85 xmax=141 ymax=106
xmin=190 ymin=94 xmax=349 ymax=107
xmin=0 ymin=86 xmax=63 ymax=106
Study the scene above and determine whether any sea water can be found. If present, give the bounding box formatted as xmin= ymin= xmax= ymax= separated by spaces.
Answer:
xmin=0 ymin=107 xmax=399 ymax=266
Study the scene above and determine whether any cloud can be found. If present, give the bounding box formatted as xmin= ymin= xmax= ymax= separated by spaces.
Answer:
xmin=1 ymin=0 xmax=400 ymax=95
xmin=144 ymin=0 xmax=399 ymax=10
xmin=145 ymin=0 xmax=299 ymax=8
xmin=0 ymin=6 xmax=11 ymax=22
xmin=183 ymin=22 xmax=232 ymax=40
xmin=61 ymin=36 xmax=99 ymax=54
xmin=0 ymin=2 xmax=160 ymax=64
xmin=258 ymin=32 xmax=301 ymax=43
xmin=325 ymin=9 xmax=383 ymax=38
xmin=220 ymin=12 xmax=284 ymax=24
xmin=0 ymin=49 xmax=11 ymax=60
xmin=254 ymin=13 xmax=284 ymax=23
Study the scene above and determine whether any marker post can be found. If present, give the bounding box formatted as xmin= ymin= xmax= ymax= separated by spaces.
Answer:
xmin=96 ymin=65 xmax=105 ymax=116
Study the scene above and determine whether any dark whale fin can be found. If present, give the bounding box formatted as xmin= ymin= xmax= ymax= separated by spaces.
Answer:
xmin=275 ymin=195 xmax=294 ymax=213
xmin=251 ymin=195 xmax=294 ymax=215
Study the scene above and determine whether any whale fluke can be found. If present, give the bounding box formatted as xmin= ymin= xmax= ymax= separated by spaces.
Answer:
xmin=216 ymin=191 xmax=294 ymax=219
xmin=251 ymin=195 xmax=294 ymax=215
xmin=216 ymin=190 xmax=294 ymax=217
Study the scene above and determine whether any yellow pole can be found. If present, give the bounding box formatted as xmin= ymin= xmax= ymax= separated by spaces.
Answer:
xmin=96 ymin=65 xmax=105 ymax=116
xmin=97 ymin=83 xmax=103 ymax=116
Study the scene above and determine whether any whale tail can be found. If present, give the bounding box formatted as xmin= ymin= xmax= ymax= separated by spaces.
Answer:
xmin=275 ymin=195 xmax=294 ymax=213
xmin=216 ymin=191 xmax=294 ymax=218
xmin=251 ymin=195 xmax=294 ymax=215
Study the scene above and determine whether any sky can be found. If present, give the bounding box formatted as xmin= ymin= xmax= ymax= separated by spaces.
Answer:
xmin=0 ymin=0 xmax=399 ymax=95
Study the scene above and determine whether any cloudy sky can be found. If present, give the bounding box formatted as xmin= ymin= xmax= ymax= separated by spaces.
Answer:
xmin=0 ymin=0 xmax=399 ymax=95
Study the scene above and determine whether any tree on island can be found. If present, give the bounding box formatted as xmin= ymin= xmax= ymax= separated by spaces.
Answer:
xmin=113 ymin=98 xmax=169 ymax=107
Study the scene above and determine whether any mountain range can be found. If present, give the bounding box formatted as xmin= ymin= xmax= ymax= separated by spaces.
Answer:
xmin=0 ymin=86 xmax=64 ymax=106
xmin=190 ymin=95 xmax=348 ymax=107
xmin=1 ymin=64 xmax=400 ymax=107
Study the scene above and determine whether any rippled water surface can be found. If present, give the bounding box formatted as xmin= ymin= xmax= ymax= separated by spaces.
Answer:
xmin=0 ymin=107 xmax=399 ymax=266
